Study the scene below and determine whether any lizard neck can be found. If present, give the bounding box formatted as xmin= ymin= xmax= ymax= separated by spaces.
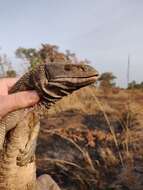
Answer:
xmin=0 ymin=111 xmax=38 ymax=190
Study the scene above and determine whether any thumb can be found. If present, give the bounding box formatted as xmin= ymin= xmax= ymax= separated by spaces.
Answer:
xmin=0 ymin=91 xmax=40 ymax=118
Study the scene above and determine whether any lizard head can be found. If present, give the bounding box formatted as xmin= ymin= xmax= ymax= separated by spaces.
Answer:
xmin=9 ymin=62 xmax=99 ymax=104
xmin=45 ymin=63 xmax=99 ymax=86
xmin=41 ymin=63 xmax=99 ymax=102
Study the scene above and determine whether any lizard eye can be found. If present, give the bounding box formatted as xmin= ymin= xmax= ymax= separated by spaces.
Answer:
xmin=64 ymin=64 xmax=71 ymax=71
xmin=79 ymin=65 xmax=85 ymax=72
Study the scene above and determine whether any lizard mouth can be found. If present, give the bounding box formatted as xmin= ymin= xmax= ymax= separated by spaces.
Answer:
xmin=50 ymin=75 xmax=99 ymax=86
xmin=41 ymin=73 xmax=99 ymax=102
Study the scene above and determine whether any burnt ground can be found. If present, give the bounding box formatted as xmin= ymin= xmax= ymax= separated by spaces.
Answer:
xmin=36 ymin=87 xmax=143 ymax=190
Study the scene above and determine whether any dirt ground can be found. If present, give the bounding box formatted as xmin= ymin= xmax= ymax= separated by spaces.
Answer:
xmin=36 ymin=86 xmax=143 ymax=190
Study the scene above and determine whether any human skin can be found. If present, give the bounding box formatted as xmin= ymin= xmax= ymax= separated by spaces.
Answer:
xmin=0 ymin=78 xmax=39 ymax=119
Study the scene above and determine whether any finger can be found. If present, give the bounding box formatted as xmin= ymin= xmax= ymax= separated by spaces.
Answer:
xmin=0 ymin=78 xmax=19 ymax=95
xmin=0 ymin=85 xmax=8 ymax=95
xmin=2 ymin=78 xmax=20 ymax=88
xmin=8 ymin=91 xmax=40 ymax=110
xmin=0 ymin=91 xmax=39 ymax=118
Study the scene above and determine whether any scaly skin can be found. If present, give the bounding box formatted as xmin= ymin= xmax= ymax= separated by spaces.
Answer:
xmin=0 ymin=62 xmax=99 ymax=190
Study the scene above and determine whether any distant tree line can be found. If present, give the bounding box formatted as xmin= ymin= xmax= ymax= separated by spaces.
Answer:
xmin=0 ymin=44 xmax=85 ymax=77
xmin=0 ymin=54 xmax=16 ymax=78
xmin=128 ymin=80 xmax=143 ymax=90
xmin=98 ymin=72 xmax=116 ymax=88
xmin=0 ymin=44 xmax=142 ymax=91
xmin=98 ymin=73 xmax=143 ymax=91
xmin=15 ymin=44 xmax=89 ymax=70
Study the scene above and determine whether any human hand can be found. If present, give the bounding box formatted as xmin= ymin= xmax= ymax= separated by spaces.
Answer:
xmin=0 ymin=78 xmax=40 ymax=119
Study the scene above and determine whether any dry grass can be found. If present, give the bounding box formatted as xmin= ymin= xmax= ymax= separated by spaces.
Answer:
xmin=37 ymin=86 xmax=143 ymax=190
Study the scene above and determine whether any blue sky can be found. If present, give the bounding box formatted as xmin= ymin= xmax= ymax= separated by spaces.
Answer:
xmin=0 ymin=0 xmax=143 ymax=86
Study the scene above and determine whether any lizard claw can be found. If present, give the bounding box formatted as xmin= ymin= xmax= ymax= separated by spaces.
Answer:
xmin=17 ymin=140 xmax=36 ymax=166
